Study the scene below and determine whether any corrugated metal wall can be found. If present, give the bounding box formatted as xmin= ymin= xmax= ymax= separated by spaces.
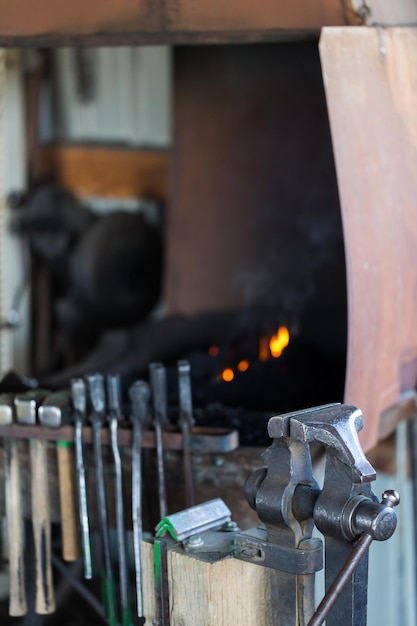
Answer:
xmin=45 ymin=46 xmax=171 ymax=147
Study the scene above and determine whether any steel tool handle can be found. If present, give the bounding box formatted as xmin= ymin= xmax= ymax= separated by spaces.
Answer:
xmin=129 ymin=381 xmax=150 ymax=426
xmin=71 ymin=378 xmax=93 ymax=579
xmin=71 ymin=378 xmax=87 ymax=419
xmin=177 ymin=360 xmax=195 ymax=426
xmin=150 ymin=363 xmax=169 ymax=427
xmin=86 ymin=373 xmax=106 ymax=418
xmin=107 ymin=373 xmax=122 ymax=415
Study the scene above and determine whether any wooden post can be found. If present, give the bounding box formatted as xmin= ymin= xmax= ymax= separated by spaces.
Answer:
xmin=142 ymin=541 xmax=273 ymax=625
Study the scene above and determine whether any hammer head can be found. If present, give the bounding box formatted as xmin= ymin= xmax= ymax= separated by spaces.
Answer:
xmin=0 ymin=394 xmax=14 ymax=425
xmin=38 ymin=391 xmax=72 ymax=428
xmin=14 ymin=389 xmax=50 ymax=425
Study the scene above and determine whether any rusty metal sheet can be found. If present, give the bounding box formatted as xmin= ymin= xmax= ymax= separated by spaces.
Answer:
xmin=0 ymin=0 xmax=357 ymax=46
xmin=165 ymin=43 xmax=345 ymax=321
xmin=320 ymin=27 xmax=417 ymax=450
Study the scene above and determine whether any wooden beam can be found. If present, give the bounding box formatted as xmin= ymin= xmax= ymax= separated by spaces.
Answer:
xmin=0 ymin=0 xmax=359 ymax=46
xmin=320 ymin=27 xmax=417 ymax=450
xmin=38 ymin=145 xmax=168 ymax=201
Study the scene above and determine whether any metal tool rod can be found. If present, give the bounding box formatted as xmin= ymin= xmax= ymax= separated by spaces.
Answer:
xmin=129 ymin=380 xmax=151 ymax=622
xmin=107 ymin=373 xmax=132 ymax=626
xmin=50 ymin=554 xmax=106 ymax=621
xmin=307 ymin=534 xmax=372 ymax=626
xmin=86 ymin=374 xmax=117 ymax=626
xmin=308 ymin=491 xmax=400 ymax=626
xmin=150 ymin=363 xmax=169 ymax=520
xmin=71 ymin=378 xmax=92 ymax=579
xmin=177 ymin=361 xmax=195 ymax=508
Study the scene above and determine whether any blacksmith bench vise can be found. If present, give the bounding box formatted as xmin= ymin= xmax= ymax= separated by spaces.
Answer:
xmin=234 ymin=403 xmax=399 ymax=626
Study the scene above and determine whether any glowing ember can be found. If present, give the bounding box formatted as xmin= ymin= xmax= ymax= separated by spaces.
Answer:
xmin=221 ymin=368 xmax=235 ymax=382
xmin=237 ymin=360 xmax=250 ymax=372
xmin=259 ymin=336 xmax=270 ymax=362
xmin=208 ymin=345 xmax=220 ymax=356
xmin=269 ymin=326 xmax=290 ymax=358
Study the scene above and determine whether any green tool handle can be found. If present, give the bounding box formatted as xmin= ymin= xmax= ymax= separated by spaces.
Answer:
xmin=121 ymin=605 xmax=133 ymax=626
xmin=102 ymin=573 xmax=117 ymax=626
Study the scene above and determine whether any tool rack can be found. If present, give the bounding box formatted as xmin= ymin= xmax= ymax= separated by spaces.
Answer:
xmin=0 ymin=424 xmax=242 ymax=526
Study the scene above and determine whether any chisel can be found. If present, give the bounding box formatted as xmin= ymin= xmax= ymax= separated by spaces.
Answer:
xmin=38 ymin=390 xmax=80 ymax=563
xmin=70 ymin=377 xmax=93 ymax=580
xmin=149 ymin=363 xmax=169 ymax=520
xmin=129 ymin=380 xmax=151 ymax=623
xmin=0 ymin=394 xmax=26 ymax=616
xmin=86 ymin=373 xmax=117 ymax=626
xmin=107 ymin=373 xmax=132 ymax=626
xmin=14 ymin=389 xmax=55 ymax=615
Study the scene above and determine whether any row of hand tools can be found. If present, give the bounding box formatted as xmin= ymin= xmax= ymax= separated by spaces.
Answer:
xmin=0 ymin=360 xmax=197 ymax=625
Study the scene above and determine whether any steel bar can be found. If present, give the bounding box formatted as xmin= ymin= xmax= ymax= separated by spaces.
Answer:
xmin=107 ymin=374 xmax=132 ymax=626
xmin=51 ymin=554 xmax=106 ymax=621
xmin=129 ymin=380 xmax=151 ymax=622
xmin=71 ymin=378 xmax=93 ymax=580
xmin=86 ymin=373 xmax=117 ymax=626
xmin=150 ymin=363 xmax=169 ymax=521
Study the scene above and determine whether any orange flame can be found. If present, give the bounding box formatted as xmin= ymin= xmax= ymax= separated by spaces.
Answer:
xmin=237 ymin=360 xmax=250 ymax=372
xmin=208 ymin=345 xmax=219 ymax=356
xmin=269 ymin=326 xmax=290 ymax=358
xmin=221 ymin=368 xmax=235 ymax=382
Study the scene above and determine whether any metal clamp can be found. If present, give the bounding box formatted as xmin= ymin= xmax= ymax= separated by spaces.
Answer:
xmin=234 ymin=403 xmax=399 ymax=626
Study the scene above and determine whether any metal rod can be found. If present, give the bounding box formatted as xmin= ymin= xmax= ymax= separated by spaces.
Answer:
xmin=307 ymin=533 xmax=372 ymax=626
xmin=308 ymin=490 xmax=400 ymax=626
xmin=86 ymin=373 xmax=117 ymax=626
xmin=150 ymin=363 xmax=169 ymax=521
xmin=107 ymin=373 xmax=131 ymax=626
xmin=129 ymin=380 xmax=151 ymax=622
xmin=71 ymin=378 xmax=93 ymax=580
xmin=51 ymin=554 xmax=106 ymax=621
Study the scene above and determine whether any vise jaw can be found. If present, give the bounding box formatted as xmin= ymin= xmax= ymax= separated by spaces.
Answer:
xmin=234 ymin=403 xmax=398 ymax=626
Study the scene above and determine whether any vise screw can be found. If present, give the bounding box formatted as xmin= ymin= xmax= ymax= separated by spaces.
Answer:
xmin=234 ymin=403 xmax=399 ymax=626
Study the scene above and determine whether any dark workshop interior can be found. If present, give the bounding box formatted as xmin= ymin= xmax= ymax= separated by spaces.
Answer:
xmin=0 ymin=3 xmax=416 ymax=625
